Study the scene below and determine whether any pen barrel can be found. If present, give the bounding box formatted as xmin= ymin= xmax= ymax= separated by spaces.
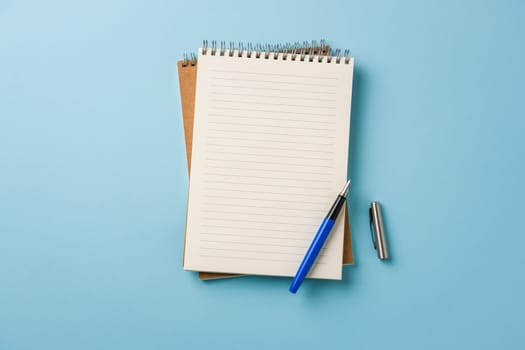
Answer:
xmin=326 ymin=195 xmax=346 ymax=221
xmin=289 ymin=217 xmax=335 ymax=293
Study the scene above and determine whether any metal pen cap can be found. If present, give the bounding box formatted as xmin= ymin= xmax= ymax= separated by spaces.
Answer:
xmin=369 ymin=201 xmax=389 ymax=260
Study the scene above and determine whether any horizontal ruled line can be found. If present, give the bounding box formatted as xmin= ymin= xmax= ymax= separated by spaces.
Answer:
xmin=199 ymin=254 xmax=326 ymax=264
xmin=205 ymin=194 xmax=329 ymax=205
xmin=200 ymin=225 xmax=312 ymax=235
xmin=210 ymin=98 xmax=336 ymax=110
xmin=211 ymin=106 xmax=335 ymax=117
xmin=206 ymin=165 xmax=332 ymax=176
xmin=203 ymin=209 xmax=320 ymax=220
xmin=211 ymin=69 xmax=338 ymax=80
xmin=207 ymin=144 xmax=332 ymax=154
xmin=209 ymin=91 xmax=336 ymax=102
xmin=204 ymin=172 xmax=333 ymax=181
xmin=211 ymin=84 xmax=336 ymax=95
xmin=207 ymin=136 xmax=333 ymax=146
xmin=208 ymin=128 xmax=336 ymax=139
xmin=200 ymin=233 xmax=310 ymax=242
xmin=212 ymin=77 xmax=336 ymax=88
xmin=206 ymin=149 xmax=333 ymax=161
xmin=203 ymin=202 xmax=323 ymax=212
xmin=200 ymin=239 xmax=323 ymax=250
xmin=204 ymin=179 xmax=330 ymax=190
xmin=202 ymin=217 xmax=318 ymax=226
xmin=206 ymin=158 xmax=334 ymax=168
xmin=208 ymin=114 xmax=336 ymax=125
xmin=205 ymin=188 xmax=331 ymax=198
xmin=200 ymin=247 xmax=327 ymax=257
xmin=207 ymin=120 xmax=335 ymax=132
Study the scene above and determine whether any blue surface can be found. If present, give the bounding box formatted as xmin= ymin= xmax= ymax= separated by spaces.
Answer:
xmin=1 ymin=0 xmax=524 ymax=349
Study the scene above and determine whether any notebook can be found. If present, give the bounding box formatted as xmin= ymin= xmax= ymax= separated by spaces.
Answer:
xmin=182 ymin=41 xmax=354 ymax=279
xmin=177 ymin=42 xmax=354 ymax=280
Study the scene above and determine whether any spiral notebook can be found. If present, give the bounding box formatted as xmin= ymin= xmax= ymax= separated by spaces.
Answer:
xmin=177 ymin=42 xmax=354 ymax=280
xmin=182 ymin=42 xmax=354 ymax=279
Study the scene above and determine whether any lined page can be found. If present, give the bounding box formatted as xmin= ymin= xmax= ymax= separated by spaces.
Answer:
xmin=183 ymin=49 xmax=353 ymax=279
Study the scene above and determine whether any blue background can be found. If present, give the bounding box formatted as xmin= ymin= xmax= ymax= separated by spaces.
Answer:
xmin=1 ymin=0 xmax=524 ymax=349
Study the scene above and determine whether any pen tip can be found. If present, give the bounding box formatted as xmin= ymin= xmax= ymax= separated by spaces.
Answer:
xmin=340 ymin=180 xmax=351 ymax=197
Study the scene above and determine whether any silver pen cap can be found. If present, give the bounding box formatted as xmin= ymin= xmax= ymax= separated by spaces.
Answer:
xmin=369 ymin=201 xmax=389 ymax=260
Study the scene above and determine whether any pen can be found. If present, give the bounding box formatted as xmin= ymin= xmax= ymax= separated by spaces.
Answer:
xmin=289 ymin=180 xmax=351 ymax=294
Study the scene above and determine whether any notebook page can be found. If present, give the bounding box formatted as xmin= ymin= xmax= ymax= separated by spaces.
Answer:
xmin=183 ymin=49 xmax=353 ymax=279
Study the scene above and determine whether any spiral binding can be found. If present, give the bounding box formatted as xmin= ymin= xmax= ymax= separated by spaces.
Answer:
xmin=182 ymin=39 xmax=351 ymax=66
xmin=181 ymin=52 xmax=197 ymax=67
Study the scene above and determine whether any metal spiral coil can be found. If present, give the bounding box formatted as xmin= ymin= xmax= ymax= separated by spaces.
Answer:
xmin=181 ymin=52 xmax=197 ymax=67
xmin=200 ymin=39 xmax=351 ymax=64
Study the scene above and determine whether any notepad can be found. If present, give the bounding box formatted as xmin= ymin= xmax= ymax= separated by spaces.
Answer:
xmin=177 ymin=43 xmax=354 ymax=281
xmin=183 ymin=47 xmax=354 ymax=279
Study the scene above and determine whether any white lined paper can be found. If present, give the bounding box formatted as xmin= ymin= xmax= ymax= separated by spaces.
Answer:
xmin=183 ymin=49 xmax=353 ymax=279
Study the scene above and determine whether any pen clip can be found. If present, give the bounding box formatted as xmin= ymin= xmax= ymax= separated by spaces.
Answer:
xmin=369 ymin=206 xmax=377 ymax=250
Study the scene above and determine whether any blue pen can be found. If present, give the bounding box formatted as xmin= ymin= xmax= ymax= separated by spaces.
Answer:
xmin=289 ymin=180 xmax=351 ymax=294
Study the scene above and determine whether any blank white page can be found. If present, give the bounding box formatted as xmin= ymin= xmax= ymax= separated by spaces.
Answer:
xmin=183 ymin=49 xmax=353 ymax=279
